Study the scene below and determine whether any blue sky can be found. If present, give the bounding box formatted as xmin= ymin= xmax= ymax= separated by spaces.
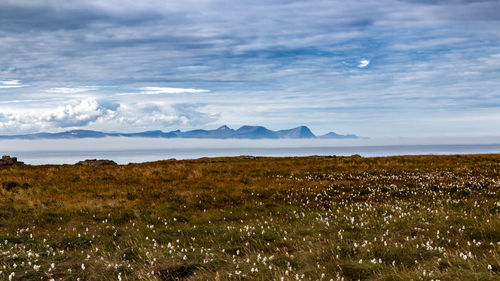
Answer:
xmin=0 ymin=0 xmax=499 ymax=137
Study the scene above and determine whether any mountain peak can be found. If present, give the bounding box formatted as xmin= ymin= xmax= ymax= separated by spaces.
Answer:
xmin=217 ymin=125 xmax=232 ymax=131
xmin=234 ymin=125 xmax=278 ymax=139
xmin=276 ymin=126 xmax=315 ymax=139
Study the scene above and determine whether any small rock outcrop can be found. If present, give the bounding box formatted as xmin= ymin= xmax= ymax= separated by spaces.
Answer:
xmin=0 ymin=155 xmax=24 ymax=166
xmin=76 ymin=159 xmax=117 ymax=166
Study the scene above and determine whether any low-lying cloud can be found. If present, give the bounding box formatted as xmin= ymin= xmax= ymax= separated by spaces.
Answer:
xmin=0 ymin=94 xmax=217 ymax=134
xmin=116 ymin=101 xmax=217 ymax=129
xmin=0 ymin=98 xmax=116 ymax=132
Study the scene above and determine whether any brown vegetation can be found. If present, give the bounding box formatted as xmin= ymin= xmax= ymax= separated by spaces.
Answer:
xmin=0 ymin=154 xmax=499 ymax=280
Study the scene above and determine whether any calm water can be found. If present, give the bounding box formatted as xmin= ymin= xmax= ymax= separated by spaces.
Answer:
xmin=1 ymin=138 xmax=499 ymax=164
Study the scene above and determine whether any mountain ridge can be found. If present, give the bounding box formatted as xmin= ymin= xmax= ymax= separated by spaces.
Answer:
xmin=0 ymin=126 xmax=361 ymax=140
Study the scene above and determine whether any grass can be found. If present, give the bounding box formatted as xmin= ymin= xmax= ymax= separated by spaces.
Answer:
xmin=0 ymin=154 xmax=499 ymax=280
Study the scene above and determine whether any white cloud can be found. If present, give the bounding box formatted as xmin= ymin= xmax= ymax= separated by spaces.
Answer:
xmin=46 ymin=87 xmax=98 ymax=94
xmin=140 ymin=87 xmax=210 ymax=95
xmin=390 ymin=37 xmax=466 ymax=51
xmin=358 ymin=59 xmax=370 ymax=68
xmin=115 ymin=101 xmax=217 ymax=129
xmin=0 ymin=89 xmax=218 ymax=133
xmin=479 ymin=53 xmax=500 ymax=66
xmin=0 ymin=80 xmax=25 ymax=89
xmin=0 ymin=98 xmax=117 ymax=132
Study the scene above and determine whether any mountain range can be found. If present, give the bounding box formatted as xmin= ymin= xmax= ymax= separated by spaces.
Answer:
xmin=0 ymin=126 xmax=360 ymax=140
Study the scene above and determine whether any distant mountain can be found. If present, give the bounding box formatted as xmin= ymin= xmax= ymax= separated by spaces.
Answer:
xmin=176 ymin=125 xmax=236 ymax=138
xmin=232 ymin=126 xmax=279 ymax=139
xmin=319 ymin=132 xmax=359 ymax=139
xmin=120 ymin=130 xmax=178 ymax=138
xmin=0 ymin=130 xmax=108 ymax=139
xmin=0 ymin=126 xmax=361 ymax=140
xmin=276 ymin=126 xmax=316 ymax=139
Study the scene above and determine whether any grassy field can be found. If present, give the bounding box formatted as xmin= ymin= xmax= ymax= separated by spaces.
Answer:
xmin=0 ymin=154 xmax=499 ymax=280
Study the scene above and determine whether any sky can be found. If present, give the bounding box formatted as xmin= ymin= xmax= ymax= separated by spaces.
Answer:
xmin=0 ymin=0 xmax=499 ymax=137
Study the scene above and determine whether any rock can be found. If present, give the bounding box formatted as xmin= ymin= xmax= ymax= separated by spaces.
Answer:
xmin=76 ymin=159 xmax=117 ymax=166
xmin=242 ymin=156 xmax=258 ymax=160
xmin=0 ymin=155 xmax=24 ymax=166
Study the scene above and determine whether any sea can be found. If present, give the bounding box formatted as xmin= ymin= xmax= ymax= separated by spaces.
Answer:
xmin=1 ymin=137 xmax=499 ymax=165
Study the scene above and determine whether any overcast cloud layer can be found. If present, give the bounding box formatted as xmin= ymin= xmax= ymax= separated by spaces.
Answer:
xmin=1 ymin=0 xmax=499 ymax=137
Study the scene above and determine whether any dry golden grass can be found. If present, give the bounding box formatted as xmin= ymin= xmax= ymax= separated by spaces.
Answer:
xmin=0 ymin=154 xmax=499 ymax=280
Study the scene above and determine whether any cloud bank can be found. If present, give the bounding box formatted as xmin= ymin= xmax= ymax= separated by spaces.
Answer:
xmin=0 ymin=96 xmax=216 ymax=134
xmin=0 ymin=98 xmax=115 ymax=132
